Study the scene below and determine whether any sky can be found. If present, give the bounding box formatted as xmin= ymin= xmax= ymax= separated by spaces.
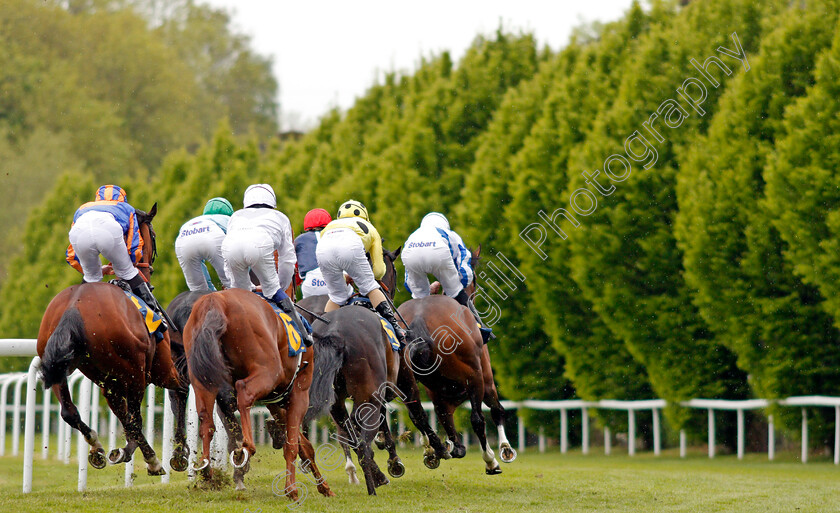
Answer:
xmin=201 ymin=0 xmax=635 ymax=131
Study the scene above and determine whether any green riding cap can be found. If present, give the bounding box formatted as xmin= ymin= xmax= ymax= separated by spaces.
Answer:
xmin=203 ymin=197 xmax=234 ymax=216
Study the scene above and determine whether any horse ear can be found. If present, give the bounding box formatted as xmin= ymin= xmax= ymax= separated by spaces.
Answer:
xmin=474 ymin=244 xmax=481 ymax=258
xmin=148 ymin=202 xmax=158 ymax=219
xmin=394 ymin=245 xmax=402 ymax=259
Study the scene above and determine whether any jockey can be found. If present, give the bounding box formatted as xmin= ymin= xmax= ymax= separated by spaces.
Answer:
xmin=316 ymin=199 xmax=409 ymax=345
xmin=174 ymin=197 xmax=234 ymax=291
xmin=402 ymin=212 xmax=494 ymax=343
xmin=221 ymin=184 xmax=313 ymax=346
xmin=294 ymin=208 xmax=353 ymax=299
xmin=66 ymin=184 xmax=167 ymax=329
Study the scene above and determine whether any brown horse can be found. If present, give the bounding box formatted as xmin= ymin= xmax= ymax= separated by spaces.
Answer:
xmin=37 ymin=204 xmax=190 ymax=475
xmin=183 ymin=288 xmax=334 ymax=497
xmin=299 ymin=247 xmax=450 ymax=491
xmin=397 ymin=246 xmax=516 ymax=474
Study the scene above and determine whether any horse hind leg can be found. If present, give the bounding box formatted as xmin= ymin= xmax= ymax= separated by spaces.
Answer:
xmin=349 ymin=403 xmax=386 ymax=496
xmin=434 ymin=400 xmax=465 ymax=459
xmin=54 ymin=381 xmax=106 ymax=469
xmin=469 ymin=392 xmax=500 ymax=475
xmin=102 ymin=388 xmax=138 ymax=466
xmin=126 ymin=391 xmax=166 ymax=476
xmin=484 ymin=388 xmax=516 ymax=463
xmin=218 ymin=386 xmax=248 ymax=490
xmin=378 ymin=411 xmax=405 ymax=478
xmin=330 ymin=397 xmax=360 ymax=485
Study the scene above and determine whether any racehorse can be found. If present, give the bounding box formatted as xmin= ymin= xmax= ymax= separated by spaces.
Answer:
xmin=397 ymin=246 xmax=517 ymax=474
xmin=300 ymin=247 xmax=450 ymax=493
xmin=183 ymin=288 xmax=334 ymax=497
xmin=37 ymin=203 xmax=190 ymax=475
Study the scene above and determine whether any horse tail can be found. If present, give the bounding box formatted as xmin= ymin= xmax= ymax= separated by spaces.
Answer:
xmin=304 ymin=333 xmax=343 ymax=424
xmin=40 ymin=308 xmax=86 ymax=388
xmin=187 ymin=298 xmax=231 ymax=391
xmin=406 ymin=317 xmax=438 ymax=370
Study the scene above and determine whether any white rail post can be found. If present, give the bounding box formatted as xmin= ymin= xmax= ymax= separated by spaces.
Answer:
xmin=680 ymin=429 xmax=686 ymax=458
xmin=41 ymin=382 xmax=51 ymax=459
xmin=768 ymin=414 xmax=774 ymax=461
xmin=12 ymin=376 xmax=26 ymax=456
xmin=604 ymin=427 xmax=611 ymax=456
xmin=125 ymin=453 xmax=134 ymax=487
xmin=517 ymin=414 xmax=525 ymax=453
xmin=0 ymin=376 xmax=13 ymax=456
xmin=108 ymin=411 xmax=118 ymax=453
xmin=581 ymin=407 xmax=589 ymax=455
xmin=77 ymin=378 xmax=92 ymax=492
xmin=161 ymin=390 xmax=174 ymax=484
xmin=628 ymin=409 xmax=636 ymax=456
xmin=145 ymin=385 xmax=155 ymax=448
xmin=398 ymin=413 xmax=406 ymax=447
xmin=737 ymin=408 xmax=745 ymax=460
xmin=652 ymin=408 xmax=661 ymax=456
xmin=186 ymin=387 xmax=199 ymax=481
xmin=210 ymin=404 xmax=227 ymax=469
xmin=89 ymin=384 xmax=99 ymax=441
xmin=835 ymin=406 xmax=840 ymax=465
xmin=538 ymin=427 xmax=545 ymax=453
xmin=801 ymin=408 xmax=808 ymax=464
xmin=22 ymin=357 xmax=41 ymax=493
xmin=430 ymin=410 xmax=437 ymax=433
xmin=708 ymin=409 xmax=715 ymax=459
xmin=462 ymin=429 xmax=469 ymax=450
xmin=560 ymin=408 xmax=568 ymax=454
xmin=309 ymin=419 xmax=318 ymax=446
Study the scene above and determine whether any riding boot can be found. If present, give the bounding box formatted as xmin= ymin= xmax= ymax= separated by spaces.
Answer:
xmin=271 ymin=291 xmax=314 ymax=347
xmin=454 ymin=289 xmax=494 ymax=344
xmin=127 ymin=274 xmax=168 ymax=333
xmin=374 ymin=300 xmax=410 ymax=348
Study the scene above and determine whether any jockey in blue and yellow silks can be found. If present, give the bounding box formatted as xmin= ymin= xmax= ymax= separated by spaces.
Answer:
xmin=66 ymin=184 xmax=167 ymax=332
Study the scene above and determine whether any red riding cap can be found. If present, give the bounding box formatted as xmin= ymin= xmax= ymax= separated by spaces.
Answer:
xmin=303 ymin=208 xmax=332 ymax=231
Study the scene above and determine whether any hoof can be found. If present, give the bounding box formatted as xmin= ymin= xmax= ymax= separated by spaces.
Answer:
xmin=89 ymin=449 xmax=107 ymax=469
xmin=423 ymin=453 xmax=440 ymax=470
xmin=170 ymin=454 xmax=188 ymax=472
xmin=451 ymin=444 xmax=467 ymax=459
xmin=147 ymin=465 xmax=166 ymax=476
xmin=235 ymin=480 xmax=246 ymax=491
xmin=231 ymin=447 xmax=250 ymax=469
xmin=387 ymin=459 xmax=405 ymax=478
xmin=500 ymin=444 xmax=517 ymax=463
xmin=108 ymin=448 xmax=126 ymax=465
xmin=190 ymin=458 xmax=209 ymax=472
xmin=486 ymin=465 xmax=502 ymax=475
xmin=374 ymin=431 xmax=386 ymax=450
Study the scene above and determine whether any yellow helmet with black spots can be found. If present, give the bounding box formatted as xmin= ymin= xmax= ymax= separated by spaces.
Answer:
xmin=337 ymin=199 xmax=369 ymax=221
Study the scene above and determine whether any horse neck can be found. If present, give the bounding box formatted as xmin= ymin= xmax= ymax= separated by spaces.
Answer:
xmin=137 ymin=222 xmax=154 ymax=282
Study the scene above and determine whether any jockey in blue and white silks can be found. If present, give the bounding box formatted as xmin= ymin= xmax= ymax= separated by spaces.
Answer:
xmin=402 ymin=212 xmax=493 ymax=343
xmin=174 ymin=197 xmax=234 ymax=291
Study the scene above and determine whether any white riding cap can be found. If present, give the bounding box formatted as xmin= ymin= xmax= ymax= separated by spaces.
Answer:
xmin=243 ymin=183 xmax=277 ymax=208
xmin=421 ymin=212 xmax=450 ymax=231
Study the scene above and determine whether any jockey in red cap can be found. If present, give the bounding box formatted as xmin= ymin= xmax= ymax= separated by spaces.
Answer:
xmin=294 ymin=208 xmax=353 ymax=298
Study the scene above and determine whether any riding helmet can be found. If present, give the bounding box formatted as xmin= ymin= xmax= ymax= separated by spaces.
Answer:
xmin=337 ymin=200 xmax=369 ymax=221
xmin=203 ymin=197 xmax=234 ymax=216
xmin=303 ymin=208 xmax=332 ymax=231
xmin=421 ymin=212 xmax=450 ymax=231
xmin=95 ymin=185 xmax=127 ymax=202
xmin=243 ymin=184 xmax=277 ymax=208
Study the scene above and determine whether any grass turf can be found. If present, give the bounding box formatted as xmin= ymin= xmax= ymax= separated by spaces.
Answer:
xmin=0 ymin=445 xmax=839 ymax=512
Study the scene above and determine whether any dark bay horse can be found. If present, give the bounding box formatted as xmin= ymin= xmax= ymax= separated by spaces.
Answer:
xmin=37 ymin=204 xmax=190 ymax=475
xmin=300 ymin=247 xmax=450 ymax=493
xmin=398 ymin=246 xmax=516 ymax=474
xmin=183 ymin=288 xmax=334 ymax=497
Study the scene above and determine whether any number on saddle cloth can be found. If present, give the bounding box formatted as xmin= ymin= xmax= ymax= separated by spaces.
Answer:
xmin=114 ymin=285 xmax=165 ymax=341
xmin=253 ymin=292 xmax=307 ymax=357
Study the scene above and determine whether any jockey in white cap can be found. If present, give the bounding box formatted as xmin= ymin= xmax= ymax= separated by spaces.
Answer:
xmin=402 ymin=212 xmax=494 ymax=343
xmin=221 ymin=184 xmax=313 ymax=346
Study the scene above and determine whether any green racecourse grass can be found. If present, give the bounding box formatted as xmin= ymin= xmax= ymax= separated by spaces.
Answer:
xmin=1 ymin=445 xmax=839 ymax=512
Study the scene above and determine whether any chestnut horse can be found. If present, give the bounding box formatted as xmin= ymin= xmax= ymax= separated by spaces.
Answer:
xmin=37 ymin=204 xmax=190 ymax=475
xmin=183 ymin=288 xmax=334 ymax=498
xmin=397 ymin=246 xmax=516 ymax=474
xmin=299 ymin=248 xmax=450 ymax=491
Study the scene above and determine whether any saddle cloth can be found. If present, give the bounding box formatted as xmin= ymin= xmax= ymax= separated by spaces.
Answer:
xmin=254 ymin=293 xmax=308 ymax=357
xmin=121 ymin=290 xmax=165 ymax=341
xmin=347 ymin=296 xmax=401 ymax=352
